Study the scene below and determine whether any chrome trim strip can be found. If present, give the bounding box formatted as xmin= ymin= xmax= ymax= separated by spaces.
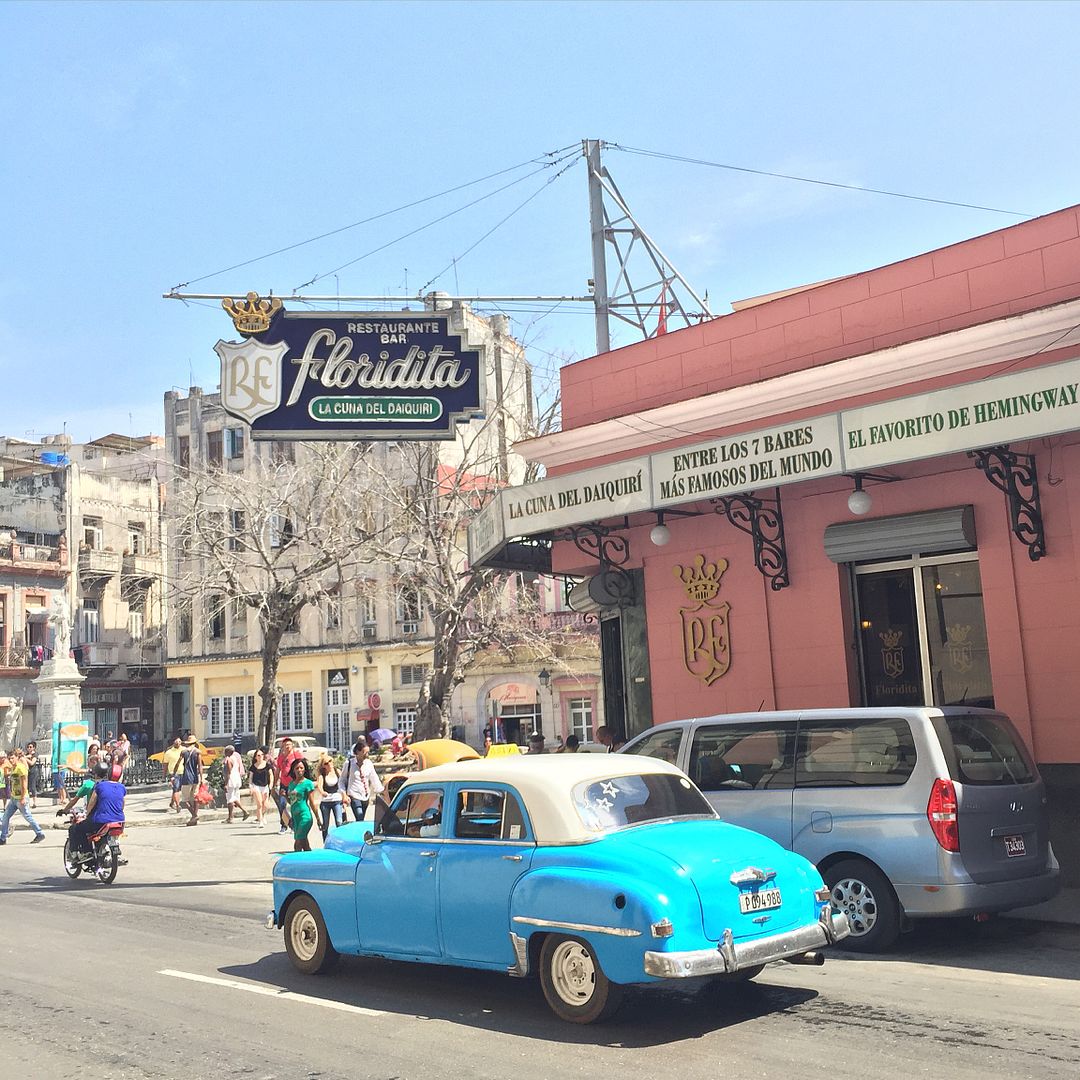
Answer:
xmin=512 ymin=916 xmax=642 ymax=938
xmin=275 ymin=876 xmax=354 ymax=887
xmin=643 ymin=911 xmax=851 ymax=978
xmin=508 ymin=932 xmax=529 ymax=977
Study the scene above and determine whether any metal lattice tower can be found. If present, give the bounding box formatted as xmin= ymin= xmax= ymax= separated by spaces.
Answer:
xmin=584 ymin=139 xmax=712 ymax=353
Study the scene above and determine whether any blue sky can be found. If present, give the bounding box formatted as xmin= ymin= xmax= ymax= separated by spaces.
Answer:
xmin=3 ymin=0 xmax=1078 ymax=441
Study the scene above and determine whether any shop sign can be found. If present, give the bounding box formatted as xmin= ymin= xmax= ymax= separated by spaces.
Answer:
xmin=500 ymin=458 xmax=652 ymax=535
xmin=467 ymin=493 xmax=506 ymax=567
xmin=216 ymin=295 xmax=485 ymax=440
xmin=651 ymin=415 xmax=843 ymax=507
xmin=843 ymin=356 xmax=1080 ymax=471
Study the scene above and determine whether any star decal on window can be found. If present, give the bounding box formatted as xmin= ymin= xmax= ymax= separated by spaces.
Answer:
xmin=600 ymin=781 xmax=618 ymax=797
xmin=594 ymin=797 xmax=612 ymax=812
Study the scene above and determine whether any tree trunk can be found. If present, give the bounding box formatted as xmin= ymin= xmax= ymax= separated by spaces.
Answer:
xmin=414 ymin=610 xmax=460 ymax=741
xmin=256 ymin=618 xmax=286 ymax=748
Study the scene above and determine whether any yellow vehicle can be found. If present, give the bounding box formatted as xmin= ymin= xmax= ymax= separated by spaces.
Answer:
xmin=149 ymin=741 xmax=224 ymax=769
xmin=381 ymin=738 xmax=480 ymax=802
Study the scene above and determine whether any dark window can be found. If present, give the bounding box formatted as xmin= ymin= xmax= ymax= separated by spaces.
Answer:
xmin=207 ymin=430 xmax=223 ymax=468
xmin=208 ymin=595 xmax=226 ymax=640
xmin=689 ymin=722 xmax=798 ymax=791
xmin=940 ymin=713 xmax=1035 ymax=786
xmin=178 ymin=601 xmax=192 ymax=643
xmin=794 ymin=718 xmax=917 ymax=788
xmin=178 ymin=436 xmax=190 ymax=469
xmin=572 ymin=773 xmax=714 ymax=832
xmin=454 ymin=788 xmax=528 ymax=841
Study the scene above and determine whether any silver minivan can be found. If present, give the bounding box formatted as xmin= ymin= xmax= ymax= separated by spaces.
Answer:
xmin=620 ymin=707 xmax=1060 ymax=951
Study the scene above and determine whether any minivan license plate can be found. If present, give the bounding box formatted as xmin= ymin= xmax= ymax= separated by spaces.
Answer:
xmin=739 ymin=888 xmax=782 ymax=914
xmin=1004 ymin=835 xmax=1026 ymax=858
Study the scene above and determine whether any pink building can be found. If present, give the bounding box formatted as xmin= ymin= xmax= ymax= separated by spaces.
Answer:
xmin=470 ymin=204 xmax=1080 ymax=883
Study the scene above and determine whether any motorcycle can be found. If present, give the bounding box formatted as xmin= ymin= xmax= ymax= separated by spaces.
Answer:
xmin=60 ymin=808 xmax=125 ymax=885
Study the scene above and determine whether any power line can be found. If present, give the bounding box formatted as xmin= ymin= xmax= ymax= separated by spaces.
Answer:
xmin=298 ymin=148 xmax=581 ymax=290
xmin=169 ymin=144 xmax=580 ymax=291
xmin=418 ymin=156 xmax=582 ymax=294
xmin=609 ymin=143 xmax=1031 ymax=218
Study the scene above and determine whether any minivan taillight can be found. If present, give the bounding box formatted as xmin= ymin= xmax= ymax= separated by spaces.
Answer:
xmin=927 ymin=778 xmax=960 ymax=852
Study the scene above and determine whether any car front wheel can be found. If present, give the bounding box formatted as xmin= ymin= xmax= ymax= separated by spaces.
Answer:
xmin=823 ymin=859 xmax=901 ymax=952
xmin=283 ymin=896 xmax=340 ymax=975
xmin=539 ymin=934 xmax=623 ymax=1024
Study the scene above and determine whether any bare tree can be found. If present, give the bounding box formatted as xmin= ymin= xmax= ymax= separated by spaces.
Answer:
xmin=167 ymin=442 xmax=378 ymax=747
xmin=366 ymin=373 xmax=586 ymax=741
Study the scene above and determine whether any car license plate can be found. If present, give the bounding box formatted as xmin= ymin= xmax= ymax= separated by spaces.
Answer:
xmin=1004 ymin=834 xmax=1026 ymax=858
xmin=739 ymin=888 xmax=782 ymax=914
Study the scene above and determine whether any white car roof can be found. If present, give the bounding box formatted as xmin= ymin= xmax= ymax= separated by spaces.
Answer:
xmin=398 ymin=753 xmax=689 ymax=843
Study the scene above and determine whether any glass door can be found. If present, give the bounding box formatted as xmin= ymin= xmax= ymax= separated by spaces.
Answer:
xmin=854 ymin=553 xmax=993 ymax=709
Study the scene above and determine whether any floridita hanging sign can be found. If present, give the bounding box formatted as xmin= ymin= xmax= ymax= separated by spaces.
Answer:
xmin=215 ymin=294 xmax=485 ymax=440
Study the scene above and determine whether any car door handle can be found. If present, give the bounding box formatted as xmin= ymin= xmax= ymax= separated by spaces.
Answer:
xmin=420 ymin=850 xmax=438 ymax=857
xmin=501 ymin=854 xmax=523 ymax=862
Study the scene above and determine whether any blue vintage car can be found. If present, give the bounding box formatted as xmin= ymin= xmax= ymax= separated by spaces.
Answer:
xmin=267 ymin=754 xmax=850 ymax=1023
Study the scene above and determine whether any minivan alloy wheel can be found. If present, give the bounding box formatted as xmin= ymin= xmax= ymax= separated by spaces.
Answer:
xmin=831 ymin=876 xmax=878 ymax=935
xmin=822 ymin=859 xmax=901 ymax=952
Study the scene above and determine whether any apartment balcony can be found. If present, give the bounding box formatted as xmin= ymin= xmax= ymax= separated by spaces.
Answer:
xmin=121 ymin=551 xmax=158 ymax=586
xmin=0 ymin=643 xmax=32 ymax=671
xmin=76 ymin=641 xmax=119 ymax=672
xmin=78 ymin=548 xmax=121 ymax=584
xmin=0 ymin=540 xmax=67 ymax=577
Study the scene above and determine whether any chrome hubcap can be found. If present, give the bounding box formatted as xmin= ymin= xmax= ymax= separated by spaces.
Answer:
xmin=550 ymin=940 xmax=596 ymax=1007
xmin=290 ymin=910 xmax=319 ymax=962
xmin=831 ymin=877 xmax=878 ymax=936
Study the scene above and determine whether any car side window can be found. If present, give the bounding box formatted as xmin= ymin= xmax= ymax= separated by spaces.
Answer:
xmin=795 ymin=718 xmax=916 ymax=787
xmin=454 ymin=788 xmax=529 ymax=841
xmin=378 ymin=789 xmax=444 ymax=838
xmin=689 ymin=723 xmax=798 ymax=792
xmin=622 ymin=728 xmax=683 ymax=764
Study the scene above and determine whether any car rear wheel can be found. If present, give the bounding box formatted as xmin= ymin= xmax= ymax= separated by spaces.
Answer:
xmin=539 ymin=935 xmax=623 ymax=1024
xmin=284 ymin=896 xmax=339 ymax=975
xmin=823 ymin=859 xmax=900 ymax=952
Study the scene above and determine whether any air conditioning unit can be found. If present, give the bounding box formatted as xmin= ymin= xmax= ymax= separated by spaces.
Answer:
xmin=401 ymin=621 xmax=418 ymax=637
xmin=361 ymin=625 xmax=377 ymax=642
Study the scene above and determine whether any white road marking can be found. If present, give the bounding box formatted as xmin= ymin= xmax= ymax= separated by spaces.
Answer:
xmin=158 ymin=969 xmax=385 ymax=1016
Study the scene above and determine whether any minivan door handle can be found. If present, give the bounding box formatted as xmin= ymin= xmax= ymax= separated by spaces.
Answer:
xmin=811 ymin=811 xmax=833 ymax=833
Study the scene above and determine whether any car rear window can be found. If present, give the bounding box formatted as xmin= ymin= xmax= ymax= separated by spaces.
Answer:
xmin=941 ymin=713 xmax=1036 ymax=786
xmin=572 ymin=773 xmax=714 ymax=832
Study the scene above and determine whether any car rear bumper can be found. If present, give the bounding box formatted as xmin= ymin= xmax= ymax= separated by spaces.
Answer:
xmin=643 ymin=907 xmax=850 ymax=979
xmin=896 ymin=864 xmax=1061 ymax=918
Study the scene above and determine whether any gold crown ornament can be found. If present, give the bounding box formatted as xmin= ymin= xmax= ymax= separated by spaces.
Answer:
xmin=222 ymin=292 xmax=283 ymax=335
xmin=673 ymin=554 xmax=728 ymax=603
xmin=879 ymin=629 xmax=904 ymax=649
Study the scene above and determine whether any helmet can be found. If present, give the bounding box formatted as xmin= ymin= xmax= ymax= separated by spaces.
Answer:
xmin=92 ymin=761 xmax=111 ymax=780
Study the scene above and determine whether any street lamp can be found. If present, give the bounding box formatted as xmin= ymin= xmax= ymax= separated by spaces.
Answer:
xmin=537 ymin=668 xmax=551 ymax=743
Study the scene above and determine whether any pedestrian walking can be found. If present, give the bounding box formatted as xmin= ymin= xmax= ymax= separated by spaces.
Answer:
xmin=248 ymin=747 xmax=274 ymax=827
xmin=179 ymin=735 xmax=203 ymax=826
xmin=315 ymin=752 xmax=343 ymax=840
xmin=25 ymin=741 xmax=41 ymax=809
xmin=0 ymin=746 xmax=45 ymax=844
xmin=51 ymin=744 xmax=68 ymax=806
xmin=162 ymin=735 xmax=184 ymax=813
xmin=273 ymin=738 xmax=303 ymax=835
xmin=223 ymin=745 xmax=248 ymax=823
xmin=0 ymin=750 xmax=10 ymax=812
xmin=341 ymin=742 xmax=383 ymax=822
xmin=113 ymin=732 xmax=131 ymax=781
xmin=286 ymin=758 xmax=318 ymax=852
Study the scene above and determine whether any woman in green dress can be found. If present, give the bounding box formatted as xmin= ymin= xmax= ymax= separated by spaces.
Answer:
xmin=286 ymin=759 xmax=319 ymax=852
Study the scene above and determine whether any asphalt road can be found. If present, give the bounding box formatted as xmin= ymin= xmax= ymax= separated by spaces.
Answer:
xmin=3 ymin=818 xmax=1079 ymax=1080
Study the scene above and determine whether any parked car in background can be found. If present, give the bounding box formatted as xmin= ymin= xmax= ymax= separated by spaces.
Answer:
xmin=149 ymin=741 xmax=223 ymax=768
xmin=620 ymin=707 xmax=1060 ymax=951
xmin=380 ymin=738 xmax=480 ymax=802
xmin=273 ymin=735 xmax=334 ymax=766
xmin=267 ymin=754 xmax=849 ymax=1023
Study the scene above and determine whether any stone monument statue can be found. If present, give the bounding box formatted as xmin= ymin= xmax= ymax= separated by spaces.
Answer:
xmin=49 ymin=592 xmax=72 ymax=660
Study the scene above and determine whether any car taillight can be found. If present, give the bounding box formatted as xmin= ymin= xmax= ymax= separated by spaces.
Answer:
xmin=927 ymin=778 xmax=960 ymax=852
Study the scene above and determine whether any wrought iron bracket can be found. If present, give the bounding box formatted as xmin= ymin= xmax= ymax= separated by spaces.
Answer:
xmin=709 ymin=488 xmax=790 ymax=590
xmin=552 ymin=521 xmax=636 ymax=607
xmin=969 ymin=446 xmax=1046 ymax=561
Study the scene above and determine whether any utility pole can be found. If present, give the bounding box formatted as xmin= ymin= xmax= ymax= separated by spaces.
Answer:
xmin=584 ymin=139 xmax=611 ymax=355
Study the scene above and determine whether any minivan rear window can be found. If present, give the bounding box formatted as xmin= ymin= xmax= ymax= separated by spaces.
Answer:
xmin=941 ymin=713 xmax=1036 ymax=786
